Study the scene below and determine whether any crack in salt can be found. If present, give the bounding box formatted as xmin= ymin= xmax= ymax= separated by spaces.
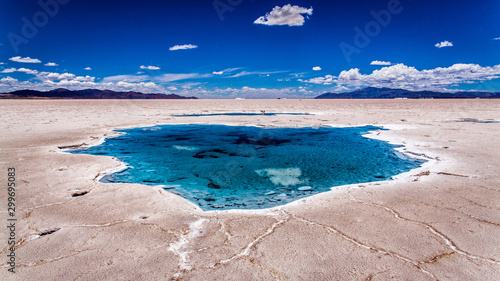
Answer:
xmin=168 ymin=218 xmax=209 ymax=278
xmin=209 ymin=213 xmax=290 ymax=268
xmin=348 ymin=193 xmax=500 ymax=266
xmin=289 ymin=213 xmax=438 ymax=280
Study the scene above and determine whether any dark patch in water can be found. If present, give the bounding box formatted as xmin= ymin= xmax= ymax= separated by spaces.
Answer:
xmin=173 ymin=113 xmax=312 ymax=117
xmin=71 ymin=125 xmax=424 ymax=211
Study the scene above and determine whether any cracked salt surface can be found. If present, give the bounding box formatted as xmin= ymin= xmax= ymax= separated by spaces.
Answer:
xmin=71 ymin=124 xmax=425 ymax=210
xmin=169 ymin=218 xmax=208 ymax=277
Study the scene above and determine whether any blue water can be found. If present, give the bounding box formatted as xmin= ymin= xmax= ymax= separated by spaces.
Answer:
xmin=71 ymin=125 xmax=424 ymax=210
xmin=172 ymin=113 xmax=312 ymax=117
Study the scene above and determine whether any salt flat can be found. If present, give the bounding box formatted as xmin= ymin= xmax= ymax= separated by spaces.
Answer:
xmin=1 ymin=99 xmax=499 ymax=280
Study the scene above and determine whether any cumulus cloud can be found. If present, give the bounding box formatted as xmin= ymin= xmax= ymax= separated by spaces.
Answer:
xmin=212 ymin=71 xmax=224 ymax=75
xmin=35 ymin=71 xmax=95 ymax=83
xmin=169 ymin=44 xmax=198 ymax=51
xmin=184 ymin=86 xmax=316 ymax=99
xmin=44 ymin=62 xmax=58 ymax=66
xmin=302 ymin=74 xmax=337 ymax=85
xmin=1 ymin=77 xmax=18 ymax=83
xmin=0 ymin=76 xmax=167 ymax=95
xmin=370 ymin=60 xmax=392 ymax=66
xmin=435 ymin=41 xmax=453 ymax=48
xmin=84 ymin=67 xmax=92 ymax=70
xmin=0 ymin=70 xmax=318 ymax=98
xmin=9 ymin=56 xmax=42 ymax=63
xmin=140 ymin=65 xmax=160 ymax=70
xmin=303 ymin=63 xmax=500 ymax=91
xmin=1 ymin=68 xmax=17 ymax=73
xmin=312 ymin=66 xmax=322 ymax=71
xmin=17 ymin=68 xmax=39 ymax=75
xmin=254 ymin=4 xmax=313 ymax=26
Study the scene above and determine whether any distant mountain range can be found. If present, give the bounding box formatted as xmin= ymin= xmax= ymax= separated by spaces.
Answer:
xmin=0 ymin=88 xmax=197 ymax=99
xmin=315 ymin=87 xmax=500 ymax=99
xmin=1 ymin=87 xmax=499 ymax=100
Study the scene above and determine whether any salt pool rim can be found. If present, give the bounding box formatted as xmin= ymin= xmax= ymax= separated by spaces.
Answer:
xmin=57 ymin=123 xmax=437 ymax=214
xmin=60 ymin=123 xmax=395 ymax=154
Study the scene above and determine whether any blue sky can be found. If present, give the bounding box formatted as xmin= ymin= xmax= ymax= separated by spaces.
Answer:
xmin=1 ymin=0 xmax=499 ymax=98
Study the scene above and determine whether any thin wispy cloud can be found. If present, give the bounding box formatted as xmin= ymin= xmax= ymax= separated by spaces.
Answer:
xmin=9 ymin=56 xmax=42 ymax=63
xmin=102 ymin=73 xmax=211 ymax=84
xmin=84 ymin=67 xmax=92 ymax=70
xmin=44 ymin=62 xmax=58 ymax=66
xmin=212 ymin=71 xmax=224 ymax=75
xmin=435 ymin=41 xmax=453 ymax=48
xmin=169 ymin=44 xmax=198 ymax=51
xmin=229 ymin=70 xmax=288 ymax=78
xmin=140 ymin=65 xmax=160 ymax=70
xmin=254 ymin=4 xmax=313 ymax=26
xmin=370 ymin=60 xmax=392 ymax=66
xmin=102 ymin=74 xmax=151 ymax=83
xmin=493 ymin=37 xmax=500 ymax=40
xmin=157 ymin=73 xmax=211 ymax=82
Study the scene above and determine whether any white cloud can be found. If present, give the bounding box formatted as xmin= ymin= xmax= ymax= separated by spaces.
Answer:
xmin=493 ymin=37 xmax=500 ymax=40
xmin=1 ymin=68 xmax=17 ymax=73
xmin=0 ymin=70 xmax=317 ymax=98
xmin=312 ymin=66 xmax=322 ymax=71
xmin=84 ymin=67 xmax=92 ymax=70
xmin=370 ymin=60 xmax=392 ymax=66
xmin=1 ymin=77 xmax=19 ymax=83
xmin=169 ymin=44 xmax=198 ymax=51
xmin=229 ymin=70 xmax=287 ymax=78
xmin=44 ymin=62 xmax=58 ymax=66
xmin=188 ymin=86 xmax=315 ymax=99
xmin=435 ymin=41 xmax=453 ymax=48
xmin=102 ymin=73 xmax=210 ymax=84
xmin=102 ymin=74 xmax=150 ymax=83
xmin=0 ymin=62 xmax=5 ymax=65
xmin=157 ymin=73 xmax=211 ymax=82
xmin=17 ymin=68 xmax=39 ymax=75
xmin=140 ymin=65 xmax=160 ymax=70
xmin=37 ymin=72 xmax=76 ymax=81
xmin=254 ymin=4 xmax=313 ymax=26
xmin=303 ymin=74 xmax=337 ymax=85
xmin=9 ymin=56 xmax=42 ymax=63
xmin=303 ymin=63 xmax=500 ymax=91
xmin=0 ymin=77 xmax=167 ymax=94
xmin=34 ymin=71 xmax=95 ymax=83
xmin=212 ymin=71 xmax=224 ymax=75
